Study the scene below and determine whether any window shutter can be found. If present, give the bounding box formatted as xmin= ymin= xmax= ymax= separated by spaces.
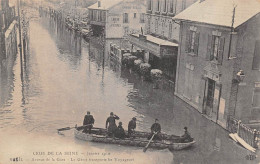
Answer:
xmin=217 ymin=37 xmax=225 ymax=64
xmin=185 ymin=29 xmax=191 ymax=52
xmin=252 ymin=40 xmax=260 ymax=70
xmin=206 ymin=35 xmax=212 ymax=60
xmin=194 ymin=32 xmax=200 ymax=55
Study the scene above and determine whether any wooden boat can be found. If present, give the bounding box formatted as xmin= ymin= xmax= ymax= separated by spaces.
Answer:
xmin=74 ymin=127 xmax=195 ymax=151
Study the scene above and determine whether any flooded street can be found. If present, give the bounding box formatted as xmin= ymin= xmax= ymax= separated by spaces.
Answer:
xmin=0 ymin=13 xmax=258 ymax=164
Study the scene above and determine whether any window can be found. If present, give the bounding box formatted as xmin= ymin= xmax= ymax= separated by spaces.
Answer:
xmin=161 ymin=22 xmax=165 ymax=36
xmin=163 ymin=0 xmax=167 ymax=12
xmin=253 ymin=87 xmax=260 ymax=108
xmin=182 ymin=0 xmax=186 ymax=10
xmin=155 ymin=19 xmax=158 ymax=33
xmin=252 ymin=40 xmax=260 ymax=70
xmin=102 ymin=12 xmax=106 ymax=22
xmin=169 ymin=0 xmax=175 ymax=13
xmin=134 ymin=13 xmax=136 ymax=18
xmin=94 ymin=10 xmax=98 ymax=21
xmin=124 ymin=26 xmax=129 ymax=36
xmin=185 ymin=28 xmax=200 ymax=55
xmin=147 ymin=18 xmax=151 ymax=33
xmin=140 ymin=13 xmax=145 ymax=23
xmin=98 ymin=11 xmax=101 ymax=21
xmin=148 ymin=0 xmax=152 ymax=10
xmin=157 ymin=0 xmax=160 ymax=11
xmin=123 ymin=13 xmax=128 ymax=23
xmin=206 ymin=33 xmax=225 ymax=64
xmin=213 ymin=36 xmax=220 ymax=59
xmin=169 ymin=23 xmax=172 ymax=38
xmin=89 ymin=10 xmax=93 ymax=20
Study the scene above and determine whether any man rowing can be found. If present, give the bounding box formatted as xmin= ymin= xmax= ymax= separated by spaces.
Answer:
xmin=105 ymin=112 xmax=120 ymax=137
xmin=180 ymin=127 xmax=192 ymax=142
xmin=83 ymin=111 xmax=95 ymax=134
xmin=128 ymin=117 xmax=136 ymax=137
xmin=148 ymin=119 xmax=162 ymax=141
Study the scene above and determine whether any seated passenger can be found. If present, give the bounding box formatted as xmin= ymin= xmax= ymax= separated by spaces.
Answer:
xmin=128 ymin=117 xmax=136 ymax=137
xmin=115 ymin=122 xmax=126 ymax=139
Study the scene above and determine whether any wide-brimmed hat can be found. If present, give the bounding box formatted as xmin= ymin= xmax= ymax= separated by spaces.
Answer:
xmin=132 ymin=117 xmax=136 ymax=120
xmin=110 ymin=112 xmax=114 ymax=115
xmin=87 ymin=111 xmax=90 ymax=114
xmin=184 ymin=127 xmax=188 ymax=130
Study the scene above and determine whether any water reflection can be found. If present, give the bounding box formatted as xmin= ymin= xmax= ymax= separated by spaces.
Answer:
xmin=0 ymin=15 xmax=257 ymax=164
xmin=0 ymin=52 xmax=16 ymax=108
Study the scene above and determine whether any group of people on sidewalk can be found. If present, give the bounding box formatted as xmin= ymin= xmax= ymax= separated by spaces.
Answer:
xmin=82 ymin=111 xmax=192 ymax=142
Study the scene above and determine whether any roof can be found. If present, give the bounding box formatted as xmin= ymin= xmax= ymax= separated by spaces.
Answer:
xmin=88 ymin=0 xmax=123 ymax=10
xmin=131 ymin=34 xmax=178 ymax=47
xmin=174 ymin=0 xmax=260 ymax=28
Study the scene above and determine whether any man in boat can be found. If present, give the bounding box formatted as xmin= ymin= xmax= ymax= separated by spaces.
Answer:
xmin=148 ymin=119 xmax=162 ymax=141
xmin=83 ymin=111 xmax=95 ymax=134
xmin=180 ymin=127 xmax=192 ymax=142
xmin=128 ymin=117 xmax=136 ymax=137
xmin=105 ymin=112 xmax=120 ymax=137
xmin=115 ymin=122 xmax=126 ymax=139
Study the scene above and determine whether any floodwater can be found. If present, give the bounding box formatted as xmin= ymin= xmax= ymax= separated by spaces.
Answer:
xmin=0 ymin=9 xmax=258 ymax=164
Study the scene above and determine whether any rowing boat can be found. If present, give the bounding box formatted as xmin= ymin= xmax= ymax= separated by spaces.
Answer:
xmin=74 ymin=127 xmax=195 ymax=151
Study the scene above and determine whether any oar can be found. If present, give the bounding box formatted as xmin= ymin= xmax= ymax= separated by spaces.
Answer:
xmin=143 ymin=132 xmax=157 ymax=152
xmin=57 ymin=124 xmax=91 ymax=132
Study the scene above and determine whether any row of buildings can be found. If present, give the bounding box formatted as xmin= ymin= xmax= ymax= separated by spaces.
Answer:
xmin=0 ymin=0 xmax=18 ymax=107
xmin=0 ymin=0 xmax=17 ymax=63
xmin=88 ymin=0 xmax=260 ymax=130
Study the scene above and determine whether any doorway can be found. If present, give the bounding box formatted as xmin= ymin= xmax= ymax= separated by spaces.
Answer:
xmin=206 ymin=79 xmax=215 ymax=116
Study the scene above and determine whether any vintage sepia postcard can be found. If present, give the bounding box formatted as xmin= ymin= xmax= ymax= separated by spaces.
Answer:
xmin=0 ymin=0 xmax=259 ymax=163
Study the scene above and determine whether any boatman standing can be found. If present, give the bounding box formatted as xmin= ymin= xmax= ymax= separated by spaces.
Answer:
xmin=148 ymin=118 xmax=162 ymax=141
xmin=128 ymin=117 xmax=136 ymax=137
xmin=106 ymin=112 xmax=120 ymax=137
xmin=83 ymin=111 xmax=95 ymax=134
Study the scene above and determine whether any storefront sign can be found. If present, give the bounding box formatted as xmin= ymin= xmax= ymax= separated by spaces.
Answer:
xmin=109 ymin=15 xmax=120 ymax=27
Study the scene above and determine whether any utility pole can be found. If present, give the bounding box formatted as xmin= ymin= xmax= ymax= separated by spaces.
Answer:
xmin=228 ymin=5 xmax=239 ymax=129
xmin=17 ymin=0 xmax=23 ymax=78
xmin=228 ymin=5 xmax=237 ymax=59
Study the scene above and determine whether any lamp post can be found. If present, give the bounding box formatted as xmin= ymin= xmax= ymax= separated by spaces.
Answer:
xmin=17 ymin=0 xmax=23 ymax=78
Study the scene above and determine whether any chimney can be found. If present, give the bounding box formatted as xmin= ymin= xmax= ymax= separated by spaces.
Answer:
xmin=98 ymin=1 xmax=101 ymax=7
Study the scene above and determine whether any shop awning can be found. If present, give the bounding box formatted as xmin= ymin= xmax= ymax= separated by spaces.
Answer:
xmin=128 ymin=33 xmax=178 ymax=57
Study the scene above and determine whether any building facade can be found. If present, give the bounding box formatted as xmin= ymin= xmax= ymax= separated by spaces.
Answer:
xmin=128 ymin=0 xmax=196 ymax=80
xmin=88 ymin=0 xmax=146 ymax=39
xmin=0 ymin=0 xmax=17 ymax=62
xmin=174 ymin=0 xmax=260 ymax=128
